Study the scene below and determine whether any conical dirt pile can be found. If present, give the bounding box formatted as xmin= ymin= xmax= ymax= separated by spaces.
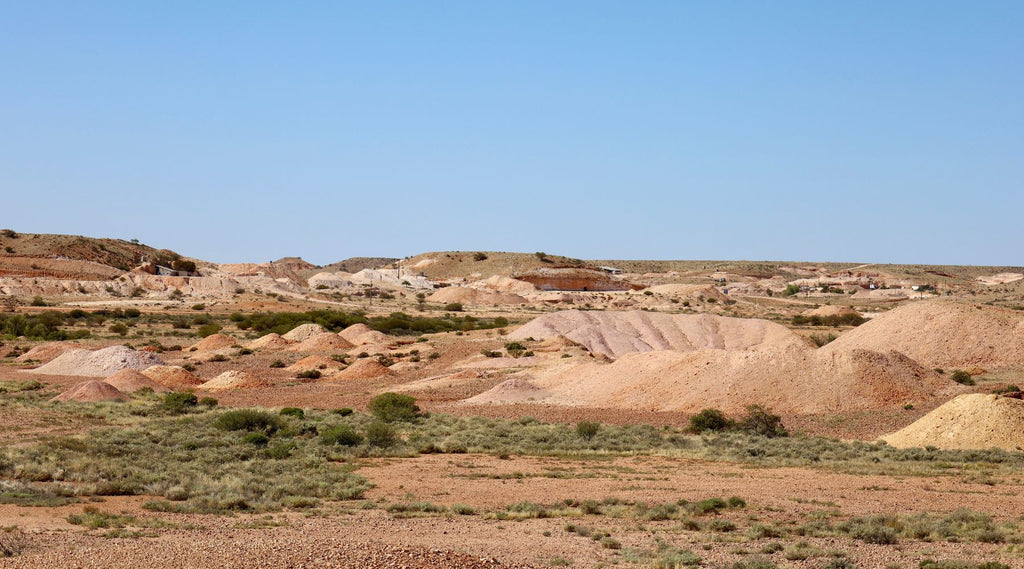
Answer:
xmin=881 ymin=394 xmax=1024 ymax=450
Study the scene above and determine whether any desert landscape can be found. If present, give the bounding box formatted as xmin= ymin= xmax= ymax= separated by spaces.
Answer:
xmin=0 ymin=231 xmax=1023 ymax=568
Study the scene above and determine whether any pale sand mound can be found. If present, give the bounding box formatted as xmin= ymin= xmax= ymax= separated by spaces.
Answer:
xmin=16 ymin=342 xmax=82 ymax=364
xmin=323 ymin=358 xmax=393 ymax=382
xmin=646 ymin=284 xmax=728 ymax=302
xmin=976 ymin=273 xmax=1024 ymax=286
xmin=464 ymin=378 xmax=551 ymax=404
xmin=104 ymin=369 xmax=169 ymax=393
xmin=282 ymin=323 xmax=327 ymax=342
xmin=200 ymin=370 xmax=273 ymax=390
xmin=824 ymin=300 xmax=1024 ymax=368
xmin=30 ymin=346 xmax=164 ymax=377
xmin=474 ymin=275 xmax=537 ymax=295
xmin=52 ymin=380 xmax=128 ymax=403
xmin=881 ymin=394 xmax=1024 ymax=451
xmin=509 ymin=310 xmax=807 ymax=360
xmin=247 ymin=333 xmax=293 ymax=350
xmin=803 ymin=305 xmax=861 ymax=317
xmin=287 ymin=332 xmax=355 ymax=353
xmin=339 ymin=323 xmax=389 ymax=346
xmin=141 ymin=365 xmax=202 ymax=388
xmin=286 ymin=355 xmax=344 ymax=373
xmin=522 ymin=346 xmax=948 ymax=414
xmin=428 ymin=287 xmax=526 ymax=306
xmin=190 ymin=334 xmax=238 ymax=351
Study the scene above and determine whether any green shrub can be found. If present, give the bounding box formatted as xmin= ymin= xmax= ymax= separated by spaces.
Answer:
xmin=241 ymin=432 xmax=269 ymax=446
xmin=109 ymin=323 xmax=129 ymax=336
xmin=444 ymin=303 xmax=463 ymax=312
xmin=196 ymin=323 xmax=222 ymax=338
xmin=280 ymin=407 xmax=305 ymax=419
xmin=295 ymin=370 xmax=321 ymax=380
xmin=198 ymin=397 xmax=218 ymax=408
xmin=739 ymin=405 xmax=788 ymax=438
xmin=365 ymin=421 xmax=398 ymax=448
xmin=334 ymin=407 xmax=354 ymax=416
xmin=689 ymin=408 xmax=733 ymax=433
xmin=214 ymin=410 xmax=284 ymax=434
xmin=576 ymin=421 xmax=600 ymax=440
xmin=368 ymin=392 xmax=420 ymax=423
xmin=269 ymin=360 xmax=286 ymax=368
xmin=950 ymin=370 xmax=975 ymax=385
xmin=504 ymin=341 xmax=527 ymax=357
xmin=161 ymin=392 xmax=197 ymax=414
xmin=782 ymin=284 xmax=800 ymax=296
xmin=30 ymin=296 xmax=46 ymax=307
xmin=321 ymin=425 xmax=363 ymax=447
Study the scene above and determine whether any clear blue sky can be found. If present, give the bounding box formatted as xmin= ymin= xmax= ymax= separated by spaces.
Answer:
xmin=2 ymin=2 xmax=1021 ymax=266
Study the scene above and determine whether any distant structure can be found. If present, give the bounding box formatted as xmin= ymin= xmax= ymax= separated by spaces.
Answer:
xmin=597 ymin=266 xmax=623 ymax=275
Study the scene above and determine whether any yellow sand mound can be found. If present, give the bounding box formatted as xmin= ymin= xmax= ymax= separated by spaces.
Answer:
xmin=191 ymin=334 xmax=238 ymax=351
xmin=287 ymin=332 xmax=354 ymax=353
xmin=16 ymin=342 xmax=82 ymax=364
xmin=428 ymin=287 xmax=526 ymax=306
xmin=881 ymin=394 xmax=1024 ymax=450
xmin=141 ymin=365 xmax=203 ymax=388
xmin=52 ymin=380 xmax=128 ymax=402
xmin=105 ymin=369 xmax=169 ymax=393
xmin=825 ymin=300 xmax=1024 ymax=368
xmin=200 ymin=370 xmax=273 ymax=390
xmin=323 ymin=358 xmax=393 ymax=381
xmin=247 ymin=333 xmax=293 ymax=350
xmin=286 ymin=355 xmax=344 ymax=373
xmin=282 ymin=323 xmax=327 ymax=342
xmin=464 ymin=378 xmax=552 ymax=404
xmin=339 ymin=323 xmax=389 ymax=346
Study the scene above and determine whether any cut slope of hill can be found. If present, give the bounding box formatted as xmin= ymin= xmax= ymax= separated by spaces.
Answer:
xmin=509 ymin=310 xmax=808 ymax=360
xmin=0 ymin=231 xmax=187 ymax=279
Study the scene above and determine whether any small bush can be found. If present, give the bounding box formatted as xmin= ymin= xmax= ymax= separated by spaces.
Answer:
xmin=214 ymin=410 xmax=284 ymax=434
xmin=321 ymin=425 xmax=363 ymax=447
xmin=576 ymin=421 xmax=600 ymax=440
xmin=280 ymin=407 xmax=304 ymax=419
xmin=689 ymin=408 xmax=733 ymax=433
xmin=241 ymin=432 xmax=269 ymax=446
xmin=269 ymin=360 xmax=286 ymax=368
xmin=950 ymin=370 xmax=975 ymax=386
xmin=334 ymin=407 xmax=354 ymax=416
xmin=295 ymin=370 xmax=321 ymax=380
xmin=30 ymin=296 xmax=46 ymax=307
xmin=739 ymin=405 xmax=788 ymax=438
xmin=504 ymin=341 xmax=527 ymax=357
xmin=196 ymin=323 xmax=222 ymax=338
xmin=161 ymin=392 xmax=197 ymax=414
xmin=198 ymin=397 xmax=218 ymax=408
xmin=444 ymin=303 xmax=463 ymax=312
xmin=368 ymin=392 xmax=420 ymax=423
xmin=365 ymin=421 xmax=398 ymax=448
xmin=109 ymin=323 xmax=129 ymax=336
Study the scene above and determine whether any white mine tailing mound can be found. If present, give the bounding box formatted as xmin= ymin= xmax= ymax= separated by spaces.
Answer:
xmin=824 ymin=300 xmax=1024 ymax=369
xmin=141 ymin=365 xmax=202 ymax=388
xmin=52 ymin=380 xmax=128 ymax=403
xmin=349 ymin=269 xmax=433 ymax=290
xmin=247 ymin=333 xmax=293 ymax=350
xmin=200 ymin=370 xmax=272 ymax=390
xmin=282 ymin=323 xmax=328 ymax=342
xmin=104 ymin=369 xmax=169 ymax=393
xmin=339 ymin=323 xmax=389 ymax=346
xmin=427 ymin=287 xmax=526 ymax=306
xmin=508 ymin=310 xmax=808 ymax=360
xmin=881 ymin=394 xmax=1024 ymax=451
xmin=190 ymin=334 xmax=238 ymax=351
xmin=307 ymin=272 xmax=354 ymax=290
xmin=29 ymin=346 xmax=164 ymax=377
xmin=976 ymin=273 xmax=1024 ymax=286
